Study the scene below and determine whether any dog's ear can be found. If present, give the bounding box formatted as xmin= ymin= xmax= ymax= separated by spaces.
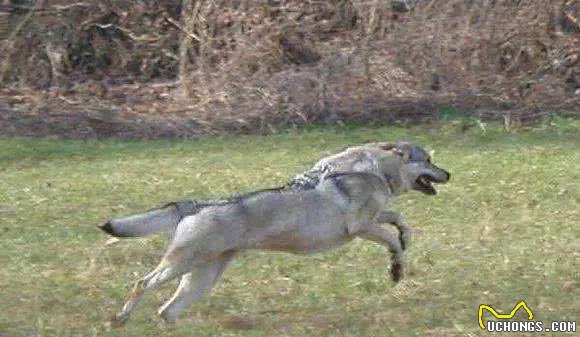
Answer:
xmin=390 ymin=142 xmax=412 ymax=161
xmin=375 ymin=142 xmax=412 ymax=161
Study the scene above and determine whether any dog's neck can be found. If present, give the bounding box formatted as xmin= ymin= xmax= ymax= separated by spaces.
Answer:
xmin=384 ymin=167 xmax=409 ymax=196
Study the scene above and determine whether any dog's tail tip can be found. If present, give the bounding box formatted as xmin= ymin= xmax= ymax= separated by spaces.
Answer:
xmin=391 ymin=261 xmax=403 ymax=283
xmin=99 ymin=221 xmax=127 ymax=237
xmin=99 ymin=221 xmax=115 ymax=236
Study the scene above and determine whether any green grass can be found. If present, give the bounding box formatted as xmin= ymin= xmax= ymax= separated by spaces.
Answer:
xmin=1 ymin=120 xmax=579 ymax=337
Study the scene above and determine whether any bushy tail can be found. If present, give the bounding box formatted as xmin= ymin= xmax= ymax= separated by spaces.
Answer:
xmin=99 ymin=201 xmax=198 ymax=238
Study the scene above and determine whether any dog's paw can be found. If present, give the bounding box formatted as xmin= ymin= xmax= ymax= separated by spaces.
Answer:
xmin=110 ymin=313 xmax=130 ymax=328
xmin=158 ymin=306 xmax=179 ymax=324
xmin=391 ymin=261 xmax=403 ymax=283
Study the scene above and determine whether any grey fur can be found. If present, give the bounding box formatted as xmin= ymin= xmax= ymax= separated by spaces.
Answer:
xmin=108 ymin=142 xmax=450 ymax=326
xmin=101 ymin=142 xmax=423 ymax=238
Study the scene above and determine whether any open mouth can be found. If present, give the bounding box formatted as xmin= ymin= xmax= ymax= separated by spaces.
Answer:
xmin=416 ymin=174 xmax=437 ymax=195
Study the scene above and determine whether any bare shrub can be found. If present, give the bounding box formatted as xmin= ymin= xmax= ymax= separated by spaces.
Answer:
xmin=0 ymin=0 xmax=578 ymax=138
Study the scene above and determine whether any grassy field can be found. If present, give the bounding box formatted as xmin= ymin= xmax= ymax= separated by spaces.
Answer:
xmin=1 ymin=120 xmax=579 ymax=337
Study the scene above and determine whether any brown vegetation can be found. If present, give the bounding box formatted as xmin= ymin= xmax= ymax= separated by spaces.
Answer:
xmin=0 ymin=0 xmax=579 ymax=138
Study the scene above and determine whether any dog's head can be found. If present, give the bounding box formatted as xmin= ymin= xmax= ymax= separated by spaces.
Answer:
xmin=374 ymin=142 xmax=450 ymax=195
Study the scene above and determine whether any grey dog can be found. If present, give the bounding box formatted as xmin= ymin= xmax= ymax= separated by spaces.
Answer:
xmin=101 ymin=142 xmax=438 ymax=239
xmin=107 ymin=142 xmax=450 ymax=326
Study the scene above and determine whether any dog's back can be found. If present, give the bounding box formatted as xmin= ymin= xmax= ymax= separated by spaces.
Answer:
xmin=223 ymin=171 xmax=389 ymax=232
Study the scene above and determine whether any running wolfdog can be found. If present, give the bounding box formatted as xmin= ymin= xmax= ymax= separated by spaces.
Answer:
xmin=101 ymin=142 xmax=440 ymax=239
xmin=108 ymin=142 xmax=450 ymax=326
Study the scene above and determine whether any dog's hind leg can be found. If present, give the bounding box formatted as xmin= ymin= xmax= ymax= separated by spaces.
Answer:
xmin=358 ymin=224 xmax=404 ymax=282
xmin=111 ymin=258 xmax=190 ymax=327
xmin=377 ymin=210 xmax=412 ymax=251
xmin=158 ymin=251 xmax=236 ymax=322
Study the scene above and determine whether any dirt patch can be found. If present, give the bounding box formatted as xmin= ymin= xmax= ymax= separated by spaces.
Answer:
xmin=1 ymin=87 xmax=578 ymax=139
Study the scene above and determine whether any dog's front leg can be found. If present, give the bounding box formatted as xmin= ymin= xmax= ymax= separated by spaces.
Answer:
xmin=357 ymin=224 xmax=404 ymax=282
xmin=377 ymin=210 xmax=411 ymax=251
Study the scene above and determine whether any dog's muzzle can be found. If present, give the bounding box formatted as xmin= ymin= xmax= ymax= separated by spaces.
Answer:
xmin=415 ymin=168 xmax=450 ymax=195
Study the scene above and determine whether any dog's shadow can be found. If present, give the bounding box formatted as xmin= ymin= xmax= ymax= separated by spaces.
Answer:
xmin=204 ymin=304 xmax=396 ymax=333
